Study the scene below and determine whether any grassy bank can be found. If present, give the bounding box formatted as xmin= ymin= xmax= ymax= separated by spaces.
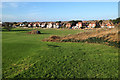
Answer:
xmin=2 ymin=28 xmax=118 ymax=78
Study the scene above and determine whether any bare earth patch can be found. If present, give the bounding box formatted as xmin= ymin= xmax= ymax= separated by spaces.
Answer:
xmin=27 ymin=30 xmax=41 ymax=34
xmin=43 ymin=27 xmax=120 ymax=47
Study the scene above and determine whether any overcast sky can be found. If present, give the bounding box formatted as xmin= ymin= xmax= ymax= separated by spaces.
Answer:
xmin=2 ymin=2 xmax=119 ymax=22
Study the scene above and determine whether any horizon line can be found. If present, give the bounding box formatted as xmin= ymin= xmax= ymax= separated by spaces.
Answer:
xmin=2 ymin=18 xmax=118 ymax=22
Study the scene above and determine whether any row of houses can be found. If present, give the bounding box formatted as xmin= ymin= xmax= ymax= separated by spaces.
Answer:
xmin=63 ymin=21 xmax=114 ymax=29
xmin=17 ymin=22 xmax=62 ymax=29
xmin=101 ymin=21 xmax=115 ymax=28
xmin=3 ymin=20 xmax=115 ymax=29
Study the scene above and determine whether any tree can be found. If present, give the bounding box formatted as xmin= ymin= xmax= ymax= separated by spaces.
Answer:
xmin=13 ymin=22 xmax=17 ymax=24
xmin=68 ymin=20 xmax=77 ymax=26
xmin=68 ymin=20 xmax=82 ymax=26
xmin=112 ymin=17 xmax=120 ymax=24
xmin=95 ymin=21 xmax=101 ymax=28
xmin=23 ymin=21 xmax=28 ymax=26
xmin=115 ymin=17 xmax=120 ymax=23
xmin=56 ymin=21 xmax=61 ymax=23
xmin=99 ymin=20 xmax=103 ymax=24
xmin=3 ymin=22 xmax=13 ymax=31
xmin=76 ymin=20 xmax=82 ymax=23
xmin=23 ymin=21 xmax=27 ymax=24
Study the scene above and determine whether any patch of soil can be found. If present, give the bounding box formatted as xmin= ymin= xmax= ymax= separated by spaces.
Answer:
xmin=43 ymin=26 xmax=120 ymax=47
xmin=28 ymin=30 xmax=41 ymax=34
xmin=43 ymin=35 xmax=61 ymax=42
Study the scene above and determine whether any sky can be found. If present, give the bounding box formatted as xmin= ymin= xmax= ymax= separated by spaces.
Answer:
xmin=2 ymin=2 xmax=119 ymax=22
xmin=1 ymin=0 xmax=120 ymax=2
xmin=118 ymin=2 xmax=120 ymax=17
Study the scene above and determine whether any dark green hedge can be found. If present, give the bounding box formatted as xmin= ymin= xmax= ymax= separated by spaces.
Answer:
xmin=61 ymin=37 xmax=119 ymax=48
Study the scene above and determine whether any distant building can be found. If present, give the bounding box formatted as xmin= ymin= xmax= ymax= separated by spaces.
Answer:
xmin=28 ymin=23 xmax=31 ymax=27
xmin=19 ymin=24 xmax=22 ymax=27
xmin=66 ymin=23 xmax=72 ymax=28
xmin=0 ymin=22 xmax=2 ymax=27
xmin=47 ymin=23 xmax=53 ymax=28
xmin=101 ymin=21 xmax=115 ymax=28
xmin=101 ymin=23 xmax=105 ymax=28
xmin=88 ymin=23 xmax=96 ymax=28
xmin=41 ymin=23 xmax=46 ymax=28
xmin=19 ymin=23 xmax=25 ymax=27
xmin=37 ymin=23 xmax=41 ymax=27
xmin=33 ymin=23 xmax=36 ymax=27
xmin=56 ymin=23 xmax=61 ymax=28
xmin=106 ymin=22 xmax=114 ymax=28
xmin=53 ymin=23 xmax=56 ymax=28
xmin=76 ymin=22 xmax=82 ymax=28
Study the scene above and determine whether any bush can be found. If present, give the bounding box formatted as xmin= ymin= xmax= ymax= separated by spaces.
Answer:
xmin=61 ymin=37 xmax=119 ymax=48
xmin=2 ymin=22 xmax=13 ymax=31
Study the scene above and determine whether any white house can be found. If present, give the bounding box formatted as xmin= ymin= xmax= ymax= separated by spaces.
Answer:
xmin=19 ymin=24 xmax=22 ymax=27
xmin=19 ymin=24 xmax=25 ymax=27
xmin=53 ymin=24 xmax=56 ymax=28
xmin=72 ymin=26 xmax=79 ymax=29
xmin=28 ymin=24 xmax=31 ymax=27
xmin=38 ymin=23 xmax=41 ymax=27
xmin=33 ymin=24 xmax=36 ymax=27
xmin=106 ymin=23 xmax=115 ymax=28
xmin=88 ymin=23 xmax=96 ymax=28
xmin=0 ymin=22 xmax=2 ymax=26
xmin=41 ymin=23 xmax=46 ymax=28
xmin=101 ymin=23 xmax=105 ymax=28
xmin=48 ymin=23 xmax=53 ymax=28
xmin=76 ymin=22 xmax=82 ymax=28
xmin=56 ymin=23 xmax=61 ymax=28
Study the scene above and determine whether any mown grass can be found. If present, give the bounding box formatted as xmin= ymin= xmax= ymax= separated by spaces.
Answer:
xmin=2 ymin=28 xmax=118 ymax=78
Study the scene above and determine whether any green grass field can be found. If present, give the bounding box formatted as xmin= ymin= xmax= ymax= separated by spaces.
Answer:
xmin=2 ymin=28 xmax=118 ymax=78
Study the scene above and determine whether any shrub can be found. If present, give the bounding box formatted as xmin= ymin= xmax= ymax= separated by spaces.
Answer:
xmin=2 ymin=22 xmax=13 ymax=31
